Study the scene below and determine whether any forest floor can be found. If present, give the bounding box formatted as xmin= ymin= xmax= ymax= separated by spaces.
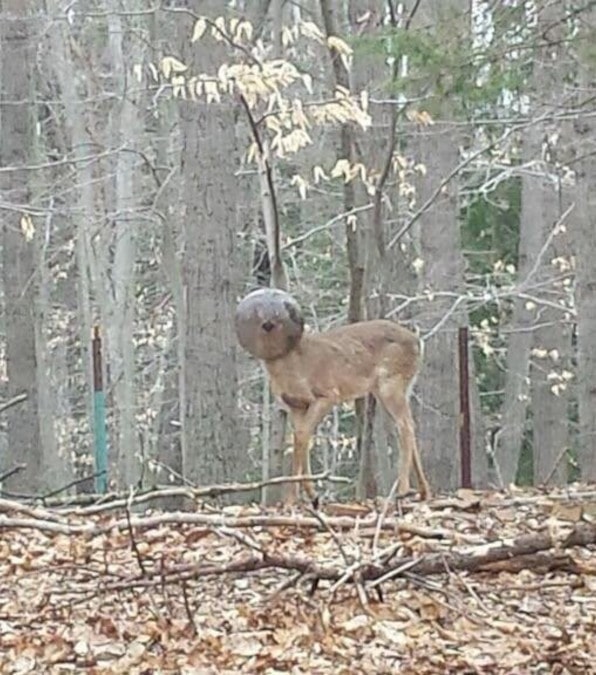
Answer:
xmin=1 ymin=484 xmax=595 ymax=674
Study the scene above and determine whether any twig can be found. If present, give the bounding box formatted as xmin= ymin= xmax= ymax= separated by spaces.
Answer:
xmin=181 ymin=581 xmax=198 ymax=636
xmin=39 ymin=472 xmax=103 ymax=501
xmin=111 ymin=511 xmax=447 ymax=539
xmin=270 ymin=571 xmax=307 ymax=598
xmin=308 ymin=507 xmax=370 ymax=610
xmin=454 ymin=572 xmax=492 ymax=614
xmin=162 ymin=7 xmax=261 ymax=67
xmin=541 ymin=444 xmax=571 ymax=487
xmin=403 ymin=0 xmax=423 ymax=30
xmin=238 ymin=91 xmax=286 ymax=288
xmin=422 ymin=295 xmax=468 ymax=342
xmin=146 ymin=458 xmax=196 ymax=488
xmin=369 ymin=557 xmax=421 ymax=589
xmin=517 ymin=203 xmax=574 ymax=293
xmin=56 ymin=472 xmax=350 ymax=515
xmin=282 ymin=204 xmax=374 ymax=250
xmin=387 ymin=106 xmax=571 ymax=251
xmin=125 ymin=488 xmax=147 ymax=576
xmin=216 ymin=526 xmax=265 ymax=554
xmin=372 ymin=478 xmax=400 ymax=556
xmin=0 ymin=497 xmax=68 ymax=523
xmin=0 ymin=516 xmax=90 ymax=535
xmin=0 ymin=465 xmax=26 ymax=483
xmin=0 ymin=393 xmax=28 ymax=414
xmin=307 ymin=507 xmax=352 ymax=563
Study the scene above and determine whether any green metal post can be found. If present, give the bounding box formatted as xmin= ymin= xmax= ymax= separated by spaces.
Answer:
xmin=92 ymin=326 xmax=108 ymax=493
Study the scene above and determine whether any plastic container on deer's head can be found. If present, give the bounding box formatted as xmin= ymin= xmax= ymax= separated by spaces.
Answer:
xmin=235 ymin=288 xmax=304 ymax=361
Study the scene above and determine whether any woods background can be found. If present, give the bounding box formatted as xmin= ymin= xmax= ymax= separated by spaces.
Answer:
xmin=1 ymin=0 xmax=595 ymax=501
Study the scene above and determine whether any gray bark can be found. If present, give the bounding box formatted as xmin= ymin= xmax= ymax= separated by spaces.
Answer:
xmin=347 ymin=0 xmax=394 ymax=498
xmin=410 ymin=123 xmax=467 ymax=493
xmin=150 ymin=10 xmax=184 ymax=492
xmin=531 ymin=194 xmax=572 ymax=486
xmin=179 ymin=3 xmax=247 ymax=487
xmin=575 ymin=173 xmax=596 ymax=481
xmin=49 ymin=15 xmax=99 ymax=487
xmin=0 ymin=0 xmax=43 ymax=493
xmin=498 ymin=0 xmax=571 ymax=486
xmin=498 ymin=123 xmax=551 ymax=485
xmin=408 ymin=1 xmax=485 ymax=494
xmin=574 ymin=5 xmax=596 ymax=479
xmin=104 ymin=5 xmax=141 ymax=488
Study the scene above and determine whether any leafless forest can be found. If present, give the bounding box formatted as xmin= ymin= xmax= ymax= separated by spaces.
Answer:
xmin=1 ymin=1 xmax=596 ymax=671
xmin=2 ymin=0 xmax=595 ymax=501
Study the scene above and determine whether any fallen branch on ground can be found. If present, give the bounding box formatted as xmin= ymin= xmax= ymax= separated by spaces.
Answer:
xmin=0 ymin=508 xmax=451 ymax=541
xmin=50 ymin=521 xmax=595 ymax=596
xmin=36 ymin=472 xmax=351 ymax=512
xmin=31 ymin=517 xmax=596 ymax=602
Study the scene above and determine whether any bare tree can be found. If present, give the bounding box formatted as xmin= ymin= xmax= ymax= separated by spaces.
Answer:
xmin=320 ymin=0 xmax=364 ymax=326
xmin=498 ymin=0 xmax=572 ymax=486
xmin=320 ymin=0 xmax=369 ymax=497
xmin=349 ymin=0 xmax=393 ymax=498
xmin=246 ymin=0 xmax=291 ymax=505
xmin=103 ymin=2 xmax=143 ymax=487
xmin=405 ymin=0 xmax=482 ymax=493
xmin=573 ymin=4 xmax=596 ymax=482
xmin=147 ymin=10 xmax=185 ymax=493
xmin=47 ymin=4 xmax=102 ymax=489
xmin=0 ymin=0 xmax=43 ymax=492
xmin=530 ymin=205 xmax=572 ymax=486
xmin=178 ymin=2 xmax=248 ymax=487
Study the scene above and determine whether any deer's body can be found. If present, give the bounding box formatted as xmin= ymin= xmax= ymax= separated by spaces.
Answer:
xmin=265 ymin=320 xmax=419 ymax=407
xmin=235 ymin=289 xmax=431 ymax=504
xmin=264 ymin=320 xmax=430 ymax=502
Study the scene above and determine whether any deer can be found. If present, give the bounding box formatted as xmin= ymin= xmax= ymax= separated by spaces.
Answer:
xmin=235 ymin=288 xmax=431 ymax=505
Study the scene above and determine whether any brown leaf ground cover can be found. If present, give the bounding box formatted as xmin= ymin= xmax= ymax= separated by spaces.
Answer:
xmin=1 ymin=485 xmax=595 ymax=674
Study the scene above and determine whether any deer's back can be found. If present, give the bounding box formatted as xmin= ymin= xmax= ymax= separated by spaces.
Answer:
xmin=267 ymin=319 xmax=421 ymax=406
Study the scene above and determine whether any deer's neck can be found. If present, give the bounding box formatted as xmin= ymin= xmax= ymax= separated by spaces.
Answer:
xmin=263 ymin=341 xmax=304 ymax=376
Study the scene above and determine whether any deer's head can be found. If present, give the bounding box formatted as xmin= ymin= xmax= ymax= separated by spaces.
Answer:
xmin=235 ymin=288 xmax=304 ymax=361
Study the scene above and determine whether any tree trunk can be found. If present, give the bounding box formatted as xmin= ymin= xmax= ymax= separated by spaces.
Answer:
xmin=498 ymin=123 xmax=550 ymax=485
xmin=499 ymin=0 xmax=572 ymax=487
xmin=346 ymin=0 xmax=392 ymax=498
xmin=0 ymin=0 xmax=43 ymax=493
xmin=49 ymin=16 xmax=99 ymax=490
xmin=150 ymin=11 xmax=184 ymax=497
xmin=104 ymin=4 xmax=141 ymax=488
xmin=531 ymin=195 xmax=572 ymax=485
xmin=179 ymin=3 xmax=247 ymax=488
xmin=320 ymin=0 xmax=364 ymax=325
xmin=320 ymin=0 xmax=369 ymax=499
xmin=574 ymin=25 xmax=596 ymax=480
xmin=407 ymin=0 xmax=480 ymax=494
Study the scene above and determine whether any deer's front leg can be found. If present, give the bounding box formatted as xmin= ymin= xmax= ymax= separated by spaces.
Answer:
xmin=287 ymin=398 xmax=333 ymax=506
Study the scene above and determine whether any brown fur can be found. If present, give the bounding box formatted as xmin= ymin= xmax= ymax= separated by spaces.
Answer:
xmin=263 ymin=319 xmax=431 ymax=503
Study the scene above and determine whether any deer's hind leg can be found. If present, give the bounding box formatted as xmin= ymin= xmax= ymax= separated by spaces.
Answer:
xmin=375 ymin=376 xmax=431 ymax=500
